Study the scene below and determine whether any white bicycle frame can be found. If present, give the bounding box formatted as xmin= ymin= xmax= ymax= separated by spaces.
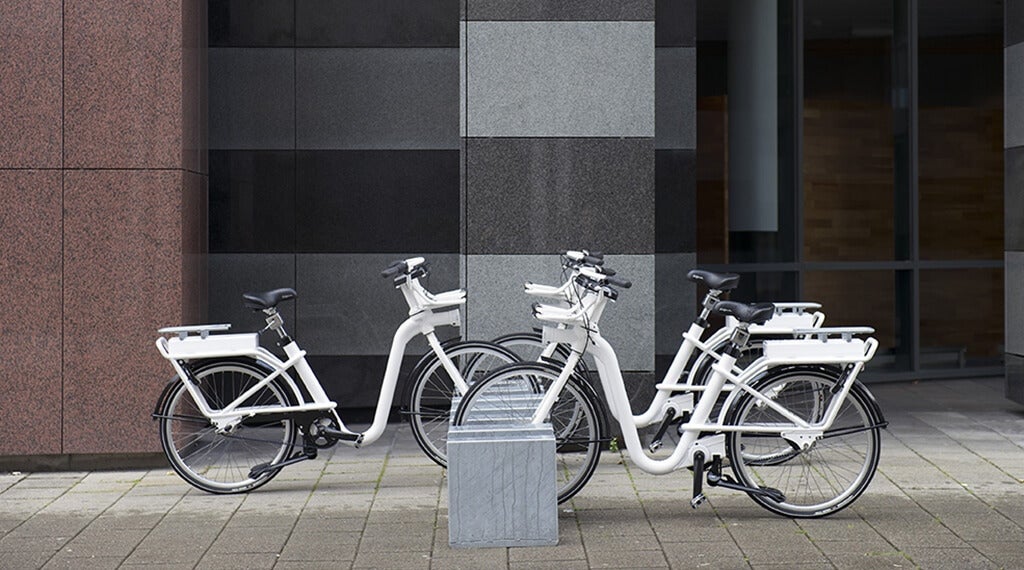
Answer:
xmin=529 ymin=287 xmax=877 ymax=476
xmin=156 ymin=258 xmax=469 ymax=448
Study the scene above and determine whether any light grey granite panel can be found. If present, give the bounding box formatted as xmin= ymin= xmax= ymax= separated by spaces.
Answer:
xmin=1006 ymin=43 xmax=1024 ymax=148
xmin=1007 ymin=146 xmax=1024 ymax=251
xmin=655 ymin=47 xmax=695 ymax=150
xmin=209 ymin=48 xmax=294 ymax=150
xmin=448 ymin=424 xmax=557 ymax=547
xmin=465 ymin=22 xmax=654 ymax=137
xmin=466 ymin=254 xmax=655 ymax=371
xmin=465 ymin=137 xmax=655 ymax=254
xmin=208 ymin=254 xmax=296 ymax=349
xmin=1007 ymin=252 xmax=1024 ymax=356
xmin=655 ymin=253 xmax=696 ymax=355
xmin=296 ymin=254 xmax=461 ymax=356
xmin=465 ymin=0 xmax=653 ymax=21
xmin=297 ymin=48 xmax=459 ymax=150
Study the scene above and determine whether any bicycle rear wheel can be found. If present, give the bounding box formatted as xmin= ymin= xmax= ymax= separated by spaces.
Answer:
xmin=158 ymin=359 xmax=297 ymax=494
xmin=725 ymin=366 xmax=882 ymax=517
xmin=453 ymin=362 xmax=604 ymax=504
xmin=406 ymin=341 xmax=519 ymax=467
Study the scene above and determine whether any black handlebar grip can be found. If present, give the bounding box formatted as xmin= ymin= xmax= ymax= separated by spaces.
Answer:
xmin=381 ymin=261 xmax=407 ymax=278
xmin=583 ymin=254 xmax=604 ymax=266
xmin=587 ymin=250 xmax=604 ymax=259
xmin=606 ymin=275 xmax=632 ymax=289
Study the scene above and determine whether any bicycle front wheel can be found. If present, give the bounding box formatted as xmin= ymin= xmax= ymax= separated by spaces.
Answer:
xmin=158 ymin=359 xmax=297 ymax=494
xmin=453 ymin=362 xmax=603 ymax=504
xmin=406 ymin=341 xmax=519 ymax=467
xmin=725 ymin=366 xmax=882 ymax=517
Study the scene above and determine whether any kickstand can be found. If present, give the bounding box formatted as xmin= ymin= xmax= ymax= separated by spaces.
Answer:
xmin=690 ymin=451 xmax=706 ymax=508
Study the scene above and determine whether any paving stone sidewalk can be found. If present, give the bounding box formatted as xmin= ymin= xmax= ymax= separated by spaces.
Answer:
xmin=1 ymin=378 xmax=1023 ymax=569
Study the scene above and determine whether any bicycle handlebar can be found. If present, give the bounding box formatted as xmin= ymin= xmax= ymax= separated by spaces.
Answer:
xmin=381 ymin=261 xmax=407 ymax=278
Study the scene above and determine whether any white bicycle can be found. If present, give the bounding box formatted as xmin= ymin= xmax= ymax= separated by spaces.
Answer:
xmin=153 ymin=258 xmax=519 ymax=493
xmin=407 ymin=250 xmax=607 ymax=466
xmin=455 ymin=267 xmax=886 ymax=518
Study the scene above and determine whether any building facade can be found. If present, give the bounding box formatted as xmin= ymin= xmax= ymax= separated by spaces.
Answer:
xmin=0 ymin=0 xmax=1020 ymax=463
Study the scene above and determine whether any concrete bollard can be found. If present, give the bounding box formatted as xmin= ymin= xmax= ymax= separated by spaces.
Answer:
xmin=447 ymin=424 xmax=558 ymax=547
xmin=447 ymin=388 xmax=558 ymax=547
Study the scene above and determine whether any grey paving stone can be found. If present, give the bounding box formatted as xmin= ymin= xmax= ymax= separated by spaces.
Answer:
xmin=207 ymin=526 xmax=291 ymax=554
xmin=195 ymin=553 xmax=279 ymax=570
xmin=0 ymin=534 xmax=71 ymax=552
xmin=661 ymin=540 xmax=747 ymax=569
xmin=902 ymin=546 xmax=999 ymax=570
xmin=42 ymin=555 xmax=125 ymax=569
xmin=508 ymin=562 xmax=589 ymax=570
xmin=59 ymin=528 xmax=149 ymax=557
xmin=2 ymin=550 xmax=58 ymax=569
xmin=352 ymin=549 xmax=432 ymax=569
xmin=506 ymin=542 xmax=586 ymax=562
xmin=582 ymin=547 xmax=669 ymax=568
xmin=4 ymin=515 xmax=93 ymax=538
xmin=822 ymin=552 xmax=913 ymax=570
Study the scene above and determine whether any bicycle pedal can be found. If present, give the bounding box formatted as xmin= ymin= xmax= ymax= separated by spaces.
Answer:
xmin=690 ymin=493 xmax=706 ymax=509
xmin=647 ymin=439 xmax=663 ymax=453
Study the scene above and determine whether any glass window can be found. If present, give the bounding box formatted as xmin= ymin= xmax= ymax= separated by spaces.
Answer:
xmin=918 ymin=1 xmax=1003 ymax=261
xmin=920 ymin=268 xmax=1004 ymax=369
xmin=802 ymin=1 xmax=895 ymax=262
xmin=803 ymin=270 xmax=905 ymax=372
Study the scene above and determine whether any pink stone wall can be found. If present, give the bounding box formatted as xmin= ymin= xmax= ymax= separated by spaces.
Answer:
xmin=0 ymin=1 xmax=207 ymax=458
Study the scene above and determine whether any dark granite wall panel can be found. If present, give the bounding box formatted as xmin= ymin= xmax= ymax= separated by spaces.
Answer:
xmin=1007 ymin=146 xmax=1024 ymax=252
xmin=209 ymin=48 xmax=295 ymax=150
xmin=208 ymin=254 xmax=296 ymax=344
xmin=308 ymin=355 xmax=425 ymax=414
xmin=465 ymin=0 xmax=653 ymax=21
xmin=296 ymin=254 xmax=461 ymax=355
xmin=655 ymin=47 xmax=696 ymax=150
xmin=655 ymin=253 xmax=696 ymax=356
xmin=1007 ymin=43 xmax=1024 ymax=149
xmin=296 ymin=49 xmax=459 ymax=150
xmin=655 ymin=149 xmax=696 ymax=253
xmin=0 ymin=171 xmax=63 ymax=456
xmin=1007 ymin=252 xmax=1024 ymax=356
xmin=298 ymin=0 xmax=459 ymax=47
xmin=209 ymin=150 xmax=295 ymax=253
xmin=1008 ymin=353 xmax=1024 ymax=402
xmin=0 ymin=1 xmax=62 ymax=168
xmin=465 ymin=138 xmax=655 ymax=254
xmin=209 ymin=0 xmax=295 ymax=46
xmin=295 ymin=151 xmax=460 ymax=253
xmin=655 ymin=0 xmax=695 ymax=47
xmin=1007 ymin=0 xmax=1024 ymax=47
